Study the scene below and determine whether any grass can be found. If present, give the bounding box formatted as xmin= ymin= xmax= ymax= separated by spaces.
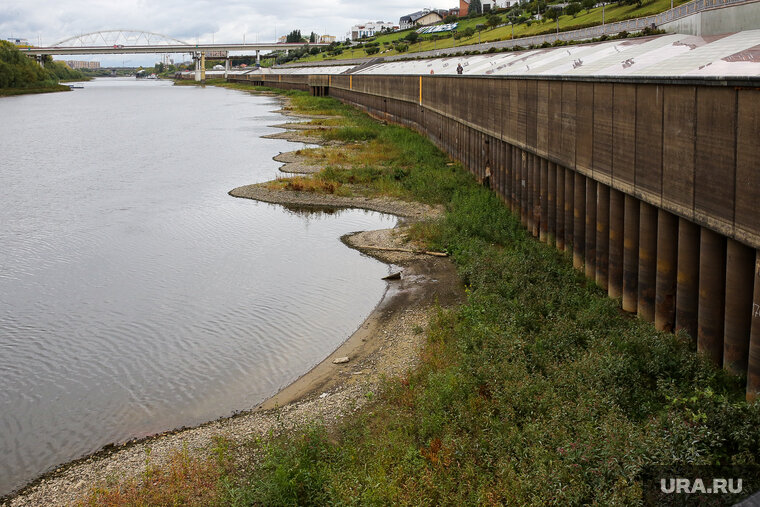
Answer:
xmin=0 ymin=84 xmax=71 ymax=97
xmin=296 ymin=0 xmax=690 ymax=62
xmin=82 ymin=86 xmax=760 ymax=505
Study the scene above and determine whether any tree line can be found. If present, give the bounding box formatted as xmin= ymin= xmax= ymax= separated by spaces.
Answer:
xmin=0 ymin=41 xmax=85 ymax=89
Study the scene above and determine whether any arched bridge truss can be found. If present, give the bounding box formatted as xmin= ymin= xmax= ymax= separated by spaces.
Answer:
xmin=52 ymin=30 xmax=191 ymax=48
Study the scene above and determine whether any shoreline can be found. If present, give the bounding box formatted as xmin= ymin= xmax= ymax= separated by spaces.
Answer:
xmin=2 ymin=92 xmax=463 ymax=507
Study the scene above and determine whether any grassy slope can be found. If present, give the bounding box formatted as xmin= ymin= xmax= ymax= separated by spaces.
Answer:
xmin=83 ymin=87 xmax=760 ymax=506
xmin=297 ymin=0 xmax=689 ymax=62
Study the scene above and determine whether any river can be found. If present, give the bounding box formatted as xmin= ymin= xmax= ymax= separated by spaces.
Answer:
xmin=0 ymin=78 xmax=395 ymax=496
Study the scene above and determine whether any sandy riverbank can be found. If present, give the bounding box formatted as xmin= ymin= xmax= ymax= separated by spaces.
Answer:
xmin=2 ymin=94 xmax=463 ymax=507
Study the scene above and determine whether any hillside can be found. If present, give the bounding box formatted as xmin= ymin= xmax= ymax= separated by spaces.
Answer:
xmin=289 ymin=0 xmax=689 ymax=63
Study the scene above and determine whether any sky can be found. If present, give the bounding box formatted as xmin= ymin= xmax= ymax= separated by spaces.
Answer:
xmin=1 ymin=0 xmax=451 ymax=66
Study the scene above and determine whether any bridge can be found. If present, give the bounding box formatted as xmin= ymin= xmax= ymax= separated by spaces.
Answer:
xmin=23 ymin=30 xmax=327 ymax=80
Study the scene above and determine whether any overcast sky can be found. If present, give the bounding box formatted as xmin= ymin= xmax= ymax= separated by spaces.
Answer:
xmin=1 ymin=0 xmax=449 ymax=66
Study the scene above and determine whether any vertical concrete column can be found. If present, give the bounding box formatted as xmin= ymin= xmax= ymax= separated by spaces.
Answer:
xmin=532 ymin=156 xmax=540 ymax=238
xmin=676 ymin=218 xmax=700 ymax=341
xmin=540 ymin=159 xmax=548 ymax=243
xmin=547 ymin=162 xmax=556 ymax=247
xmin=556 ymin=165 xmax=565 ymax=252
xmin=608 ymin=189 xmax=625 ymax=299
xmin=585 ymin=179 xmax=597 ymax=280
xmin=637 ymin=202 xmax=658 ymax=322
xmin=748 ymin=252 xmax=760 ymax=401
xmin=521 ymin=151 xmax=529 ymax=228
xmin=697 ymin=228 xmax=726 ymax=366
xmin=564 ymin=168 xmax=574 ymax=253
xmin=516 ymin=149 xmax=523 ymax=224
xmin=723 ymin=239 xmax=754 ymax=375
xmin=654 ymin=210 xmax=678 ymax=332
xmin=256 ymin=50 xmax=261 ymax=66
xmin=622 ymin=195 xmax=640 ymax=313
xmin=596 ymin=183 xmax=610 ymax=291
xmin=573 ymin=172 xmax=586 ymax=270
xmin=508 ymin=146 xmax=516 ymax=213
xmin=527 ymin=155 xmax=536 ymax=237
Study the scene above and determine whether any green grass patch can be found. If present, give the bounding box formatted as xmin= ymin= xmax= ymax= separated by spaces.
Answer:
xmin=0 ymin=84 xmax=71 ymax=97
xmin=82 ymin=86 xmax=760 ymax=506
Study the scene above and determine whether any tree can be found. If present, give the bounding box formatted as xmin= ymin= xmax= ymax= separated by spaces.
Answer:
xmin=582 ymin=0 xmax=596 ymax=12
xmin=544 ymin=6 xmax=561 ymax=22
xmin=486 ymin=14 xmax=502 ymax=28
xmin=405 ymin=31 xmax=420 ymax=43
xmin=309 ymin=32 xmax=317 ymax=43
xmin=444 ymin=14 xmax=458 ymax=23
xmin=566 ymin=2 xmax=582 ymax=17
xmin=469 ymin=0 xmax=483 ymax=15
xmin=285 ymin=30 xmax=303 ymax=43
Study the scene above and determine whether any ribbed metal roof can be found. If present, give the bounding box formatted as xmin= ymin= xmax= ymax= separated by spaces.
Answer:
xmin=345 ymin=30 xmax=760 ymax=77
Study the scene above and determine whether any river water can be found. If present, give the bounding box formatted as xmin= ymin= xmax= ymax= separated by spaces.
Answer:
xmin=0 ymin=78 xmax=395 ymax=496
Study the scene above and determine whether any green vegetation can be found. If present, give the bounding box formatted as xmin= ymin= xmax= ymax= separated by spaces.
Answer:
xmin=293 ymin=0 xmax=689 ymax=62
xmin=82 ymin=86 xmax=760 ymax=505
xmin=0 ymin=40 xmax=86 ymax=94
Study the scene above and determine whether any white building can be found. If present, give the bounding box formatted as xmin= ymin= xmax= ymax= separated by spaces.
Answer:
xmin=350 ymin=21 xmax=396 ymax=40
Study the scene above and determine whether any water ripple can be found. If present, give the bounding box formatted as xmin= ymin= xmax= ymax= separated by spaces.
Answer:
xmin=0 ymin=78 xmax=395 ymax=496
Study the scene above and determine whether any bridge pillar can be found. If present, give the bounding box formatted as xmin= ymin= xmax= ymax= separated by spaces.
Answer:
xmin=256 ymin=50 xmax=261 ymax=66
xmin=194 ymin=53 xmax=201 ymax=82
xmin=224 ymin=57 xmax=230 ymax=79
xmin=36 ymin=54 xmax=45 ymax=68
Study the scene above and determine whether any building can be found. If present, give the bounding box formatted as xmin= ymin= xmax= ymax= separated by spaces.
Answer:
xmin=6 ymin=37 xmax=30 ymax=46
xmin=459 ymin=0 xmax=512 ymax=16
xmin=319 ymin=34 xmax=337 ymax=44
xmin=64 ymin=60 xmax=101 ymax=69
xmin=350 ymin=21 xmax=396 ymax=40
xmin=399 ymin=9 xmax=445 ymax=29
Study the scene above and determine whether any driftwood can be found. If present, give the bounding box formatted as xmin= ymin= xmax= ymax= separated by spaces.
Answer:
xmin=355 ymin=245 xmax=448 ymax=257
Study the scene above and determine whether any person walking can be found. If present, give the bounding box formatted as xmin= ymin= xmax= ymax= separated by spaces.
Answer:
xmin=456 ymin=63 xmax=464 ymax=74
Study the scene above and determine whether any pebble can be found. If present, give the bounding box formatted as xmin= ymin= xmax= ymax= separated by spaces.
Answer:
xmin=332 ymin=357 xmax=350 ymax=364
